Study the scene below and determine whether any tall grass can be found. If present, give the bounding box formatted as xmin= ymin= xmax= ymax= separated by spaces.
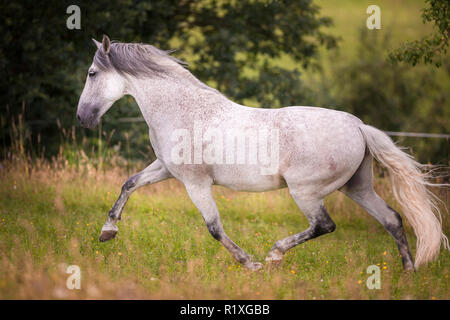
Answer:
xmin=0 ymin=118 xmax=448 ymax=299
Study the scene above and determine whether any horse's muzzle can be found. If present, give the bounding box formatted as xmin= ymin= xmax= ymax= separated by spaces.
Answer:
xmin=76 ymin=105 xmax=100 ymax=129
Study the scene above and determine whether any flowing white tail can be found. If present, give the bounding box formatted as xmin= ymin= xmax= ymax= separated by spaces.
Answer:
xmin=359 ymin=124 xmax=448 ymax=268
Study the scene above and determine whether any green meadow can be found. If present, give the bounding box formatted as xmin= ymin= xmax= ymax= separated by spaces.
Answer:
xmin=0 ymin=156 xmax=448 ymax=299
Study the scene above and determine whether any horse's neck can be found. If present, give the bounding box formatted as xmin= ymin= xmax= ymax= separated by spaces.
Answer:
xmin=128 ymin=75 xmax=231 ymax=129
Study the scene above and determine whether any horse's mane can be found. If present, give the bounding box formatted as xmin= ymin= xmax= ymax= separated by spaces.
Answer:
xmin=93 ymin=41 xmax=221 ymax=94
xmin=93 ymin=41 xmax=188 ymax=77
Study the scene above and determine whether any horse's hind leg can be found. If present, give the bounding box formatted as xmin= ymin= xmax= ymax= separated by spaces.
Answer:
xmin=266 ymin=191 xmax=336 ymax=263
xmin=184 ymin=182 xmax=262 ymax=271
xmin=340 ymin=153 xmax=415 ymax=270
xmin=99 ymin=159 xmax=171 ymax=241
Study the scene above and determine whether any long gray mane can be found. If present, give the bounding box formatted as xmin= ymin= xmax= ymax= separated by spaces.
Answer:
xmin=94 ymin=41 xmax=220 ymax=94
xmin=94 ymin=41 xmax=188 ymax=77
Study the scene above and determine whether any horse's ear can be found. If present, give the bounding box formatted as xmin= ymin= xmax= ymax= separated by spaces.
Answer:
xmin=92 ymin=38 xmax=101 ymax=49
xmin=102 ymin=34 xmax=111 ymax=55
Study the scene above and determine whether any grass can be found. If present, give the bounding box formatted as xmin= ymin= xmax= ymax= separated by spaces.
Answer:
xmin=0 ymin=156 xmax=448 ymax=299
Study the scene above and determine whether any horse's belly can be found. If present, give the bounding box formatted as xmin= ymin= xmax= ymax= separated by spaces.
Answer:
xmin=211 ymin=165 xmax=286 ymax=192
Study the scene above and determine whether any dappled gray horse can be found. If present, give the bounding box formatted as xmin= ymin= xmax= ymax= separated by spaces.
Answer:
xmin=77 ymin=35 xmax=448 ymax=271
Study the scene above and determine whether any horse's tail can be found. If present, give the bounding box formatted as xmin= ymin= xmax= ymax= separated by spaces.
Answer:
xmin=359 ymin=124 xmax=448 ymax=269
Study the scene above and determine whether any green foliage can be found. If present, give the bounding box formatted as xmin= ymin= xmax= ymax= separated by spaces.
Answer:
xmin=186 ymin=0 xmax=337 ymax=103
xmin=331 ymin=28 xmax=450 ymax=164
xmin=1 ymin=1 xmax=448 ymax=165
xmin=0 ymin=0 xmax=337 ymax=159
xmin=389 ymin=0 xmax=450 ymax=67
xmin=234 ymin=64 xmax=312 ymax=108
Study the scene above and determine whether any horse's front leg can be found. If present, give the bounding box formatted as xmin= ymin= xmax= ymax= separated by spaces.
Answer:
xmin=184 ymin=182 xmax=262 ymax=271
xmin=99 ymin=159 xmax=171 ymax=241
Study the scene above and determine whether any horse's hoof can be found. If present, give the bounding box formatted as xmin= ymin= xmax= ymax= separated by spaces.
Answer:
xmin=403 ymin=265 xmax=416 ymax=272
xmin=265 ymin=248 xmax=284 ymax=263
xmin=265 ymin=259 xmax=283 ymax=271
xmin=245 ymin=261 xmax=263 ymax=271
xmin=99 ymin=230 xmax=117 ymax=242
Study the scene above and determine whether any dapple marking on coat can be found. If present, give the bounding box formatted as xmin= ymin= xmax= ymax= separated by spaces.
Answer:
xmin=77 ymin=35 xmax=448 ymax=271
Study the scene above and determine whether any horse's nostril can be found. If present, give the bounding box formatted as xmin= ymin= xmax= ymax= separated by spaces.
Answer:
xmin=77 ymin=114 xmax=81 ymax=122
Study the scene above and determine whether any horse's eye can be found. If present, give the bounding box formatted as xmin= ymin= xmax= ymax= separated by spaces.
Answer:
xmin=88 ymin=71 xmax=96 ymax=78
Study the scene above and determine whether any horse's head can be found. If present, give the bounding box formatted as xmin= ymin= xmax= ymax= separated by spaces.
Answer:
xmin=77 ymin=35 xmax=127 ymax=128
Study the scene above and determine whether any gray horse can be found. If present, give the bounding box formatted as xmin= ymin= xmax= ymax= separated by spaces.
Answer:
xmin=77 ymin=35 xmax=448 ymax=271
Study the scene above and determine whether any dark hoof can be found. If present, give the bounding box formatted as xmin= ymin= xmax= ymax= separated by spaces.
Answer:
xmin=402 ymin=258 xmax=416 ymax=272
xmin=99 ymin=230 xmax=117 ymax=242
xmin=403 ymin=265 xmax=416 ymax=272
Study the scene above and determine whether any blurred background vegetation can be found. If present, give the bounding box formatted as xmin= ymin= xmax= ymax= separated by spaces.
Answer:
xmin=0 ymin=0 xmax=449 ymax=167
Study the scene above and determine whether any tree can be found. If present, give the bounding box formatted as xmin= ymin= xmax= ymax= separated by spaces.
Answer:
xmin=0 ymin=0 xmax=337 ymax=158
xmin=389 ymin=0 xmax=449 ymax=67
xmin=334 ymin=28 xmax=450 ymax=164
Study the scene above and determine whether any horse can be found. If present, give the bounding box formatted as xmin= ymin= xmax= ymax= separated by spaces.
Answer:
xmin=77 ymin=35 xmax=448 ymax=271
